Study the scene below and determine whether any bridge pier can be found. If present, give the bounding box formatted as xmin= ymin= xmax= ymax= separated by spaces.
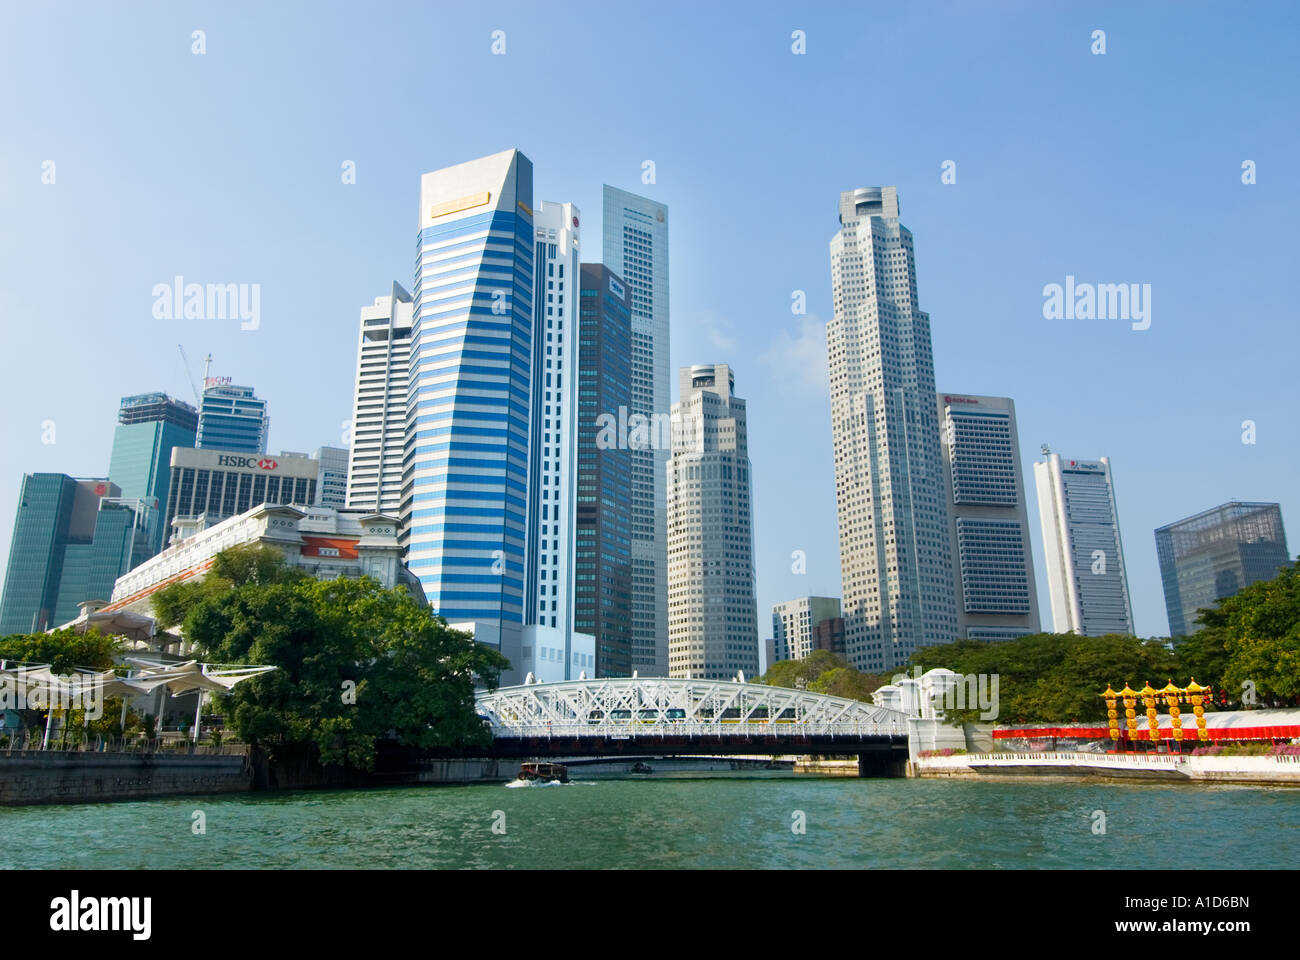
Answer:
xmin=857 ymin=749 xmax=908 ymax=778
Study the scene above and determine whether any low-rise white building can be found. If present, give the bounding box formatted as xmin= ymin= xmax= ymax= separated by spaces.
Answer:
xmin=105 ymin=503 xmax=424 ymax=618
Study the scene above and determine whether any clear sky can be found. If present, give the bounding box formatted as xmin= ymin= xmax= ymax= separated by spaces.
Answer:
xmin=1 ymin=1 xmax=1297 ymax=642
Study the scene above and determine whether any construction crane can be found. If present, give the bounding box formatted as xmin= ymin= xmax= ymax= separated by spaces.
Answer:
xmin=177 ymin=346 xmax=212 ymax=406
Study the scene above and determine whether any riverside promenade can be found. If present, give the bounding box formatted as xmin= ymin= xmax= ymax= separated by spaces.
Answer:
xmin=913 ymin=751 xmax=1300 ymax=785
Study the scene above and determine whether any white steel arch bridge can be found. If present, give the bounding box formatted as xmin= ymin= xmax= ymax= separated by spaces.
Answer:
xmin=474 ymin=677 xmax=910 ymax=757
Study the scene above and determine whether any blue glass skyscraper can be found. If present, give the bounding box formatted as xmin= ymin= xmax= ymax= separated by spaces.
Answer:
xmin=108 ymin=392 xmax=197 ymax=554
xmin=196 ymin=381 xmax=268 ymax=453
xmin=401 ymin=149 xmax=534 ymax=675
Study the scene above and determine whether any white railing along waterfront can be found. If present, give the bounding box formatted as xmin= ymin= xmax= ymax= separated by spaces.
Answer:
xmin=486 ymin=720 xmax=907 ymax=740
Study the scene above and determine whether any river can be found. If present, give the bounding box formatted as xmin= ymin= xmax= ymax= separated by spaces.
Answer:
xmin=4 ymin=774 xmax=1297 ymax=869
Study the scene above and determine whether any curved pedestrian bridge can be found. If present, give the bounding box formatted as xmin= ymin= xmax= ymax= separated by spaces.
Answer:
xmin=474 ymin=677 xmax=911 ymax=763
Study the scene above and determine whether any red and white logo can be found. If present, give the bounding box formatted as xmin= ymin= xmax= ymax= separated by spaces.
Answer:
xmin=257 ymin=459 xmax=277 ymax=470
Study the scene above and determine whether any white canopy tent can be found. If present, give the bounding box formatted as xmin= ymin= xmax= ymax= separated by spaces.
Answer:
xmin=0 ymin=657 xmax=276 ymax=745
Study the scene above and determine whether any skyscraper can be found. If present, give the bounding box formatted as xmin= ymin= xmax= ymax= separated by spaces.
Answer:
xmin=602 ymin=185 xmax=669 ymax=677
xmin=937 ymin=393 xmax=1041 ymax=642
xmin=1034 ymin=453 xmax=1134 ymax=636
xmin=163 ymin=448 xmax=318 ymax=541
xmin=401 ymin=149 xmax=534 ymax=675
xmin=107 ymin=392 xmax=198 ymax=554
xmin=575 ymin=263 xmax=633 ymax=676
xmin=0 ymin=475 xmax=151 ymax=633
xmin=285 ymin=447 xmax=350 ymax=509
xmin=347 ymin=283 xmax=413 ymax=515
xmin=1155 ymin=501 xmax=1289 ymax=636
xmin=772 ymin=596 xmax=842 ymax=663
xmin=196 ymin=379 xmax=269 ymax=454
xmin=517 ymin=201 xmax=594 ymax=681
xmin=666 ymin=363 xmax=759 ymax=680
xmin=826 ymin=186 xmax=958 ymax=673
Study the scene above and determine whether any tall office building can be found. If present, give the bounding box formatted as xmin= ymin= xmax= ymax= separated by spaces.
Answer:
xmin=107 ymin=392 xmax=198 ymax=554
xmin=937 ymin=393 xmax=1041 ymax=642
xmin=575 ymin=264 xmax=633 ymax=676
xmin=0 ymin=475 xmax=151 ymax=633
xmin=666 ymin=364 xmax=759 ymax=680
xmin=196 ymin=379 xmax=269 ymax=454
xmin=1034 ymin=453 xmax=1133 ymax=636
xmin=286 ymin=446 xmax=349 ymax=510
xmin=400 ymin=149 xmax=534 ymax=676
xmin=602 ymin=185 xmax=669 ymax=677
xmin=1156 ymin=501 xmax=1289 ymax=636
xmin=163 ymin=448 xmax=318 ymax=543
xmin=826 ymin=186 xmax=958 ymax=673
xmin=772 ymin=596 xmax=842 ymax=663
xmin=346 ymin=283 xmax=413 ymax=514
xmin=517 ymin=202 xmax=594 ymax=681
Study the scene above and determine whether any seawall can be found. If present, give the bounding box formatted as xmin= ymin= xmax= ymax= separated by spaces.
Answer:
xmin=0 ymin=749 xmax=250 ymax=806
xmin=910 ymin=751 xmax=1300 ymax=785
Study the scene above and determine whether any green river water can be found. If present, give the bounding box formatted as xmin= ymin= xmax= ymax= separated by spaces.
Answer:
xmin=3 ymin=774 xmax=1297 ymax=869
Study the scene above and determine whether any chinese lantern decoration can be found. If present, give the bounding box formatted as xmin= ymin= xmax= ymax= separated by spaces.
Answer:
xmin=1140 ymin=682 xmax=1160 ymax=744
xmin=1102 ymin=685 xmax=1120 ymax=743
xmin=1186 ymin=678 xmax=1209 ymax=742
xmin=1162 ymin=680 xmax=1184 ymax=749
xmin=1119 ymin=683 xmax=1139 ymax=748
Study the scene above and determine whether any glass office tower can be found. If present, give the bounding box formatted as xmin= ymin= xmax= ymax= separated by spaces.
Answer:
xmin=196 ymin=382 xmax=269 ymax=454
xmin=575 ymin=263 xmax=633 ymax=676
xmin=0 ymin=476 xmax=150 ymax=633
xmin=1156 ymin=501 xmax=1288 ymax=636
xmin=108 ymin=392 xmax=198 ymax=554
xmin=401 ymin=149 xmax=534 ymax=676
xmin=1034 ymin=453 xmax=1134 ymax=636
xmin=937 ymin=393 xmax=1041 ymax=642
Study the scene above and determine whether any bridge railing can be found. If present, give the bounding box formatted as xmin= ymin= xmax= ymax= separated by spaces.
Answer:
xmin=482 ymin=720 xmax=909 ymax=740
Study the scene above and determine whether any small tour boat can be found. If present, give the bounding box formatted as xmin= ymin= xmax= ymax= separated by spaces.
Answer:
xmin=516 ymin=762 xmax=569 ymax=783
xmin=630 ymin=761 xmax=653 ymax=775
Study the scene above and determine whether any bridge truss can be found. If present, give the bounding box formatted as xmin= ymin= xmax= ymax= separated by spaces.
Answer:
xmin=475 ymin=677 xmax=910 ymax=740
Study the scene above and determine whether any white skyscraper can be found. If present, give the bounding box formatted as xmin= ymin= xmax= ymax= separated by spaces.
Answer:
xmin=1034 ymin=453 xmax=1134 ymax=636
xmin=519 ymin=201 xmax=594 ymax=682
xmin=937 ymin=393 xmax=1041 ymax=642
xmin=666 ymin=364 xmax=758 ymax=680
xmin=345 ymin=282 xmax=413 ymax=515
xmin=603 ymin=185 xmax=669 ymax=677
xmin=772 ymin=596 xmax=843 ymax=663
xmin=827 ymin=187 xmax=958 ymax=673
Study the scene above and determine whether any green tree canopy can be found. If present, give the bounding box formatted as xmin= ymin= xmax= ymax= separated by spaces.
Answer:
xmin=906 ymin=632 xmax=1180 ymax=724
xmin=157 ymin=545 xmax=509 ymax=770
xmin=0 ymin=627 xmax=121 ymax=672
xmin=1208 ymin=557 xmax=1300 ymax=703
xmin=758 ymin=650 xmax=891 ymax=702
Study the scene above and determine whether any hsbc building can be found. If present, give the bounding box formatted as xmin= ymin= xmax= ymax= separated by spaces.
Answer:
xmin=164 ymin=447 xmax=319 ymax=546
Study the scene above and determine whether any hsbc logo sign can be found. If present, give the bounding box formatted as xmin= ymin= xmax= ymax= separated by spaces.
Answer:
xmin=216 ymin=455 xmax=278 ymax=470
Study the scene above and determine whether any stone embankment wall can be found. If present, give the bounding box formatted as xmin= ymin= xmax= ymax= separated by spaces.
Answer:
xmin=0 ymin=750 xmax=250 ymax=806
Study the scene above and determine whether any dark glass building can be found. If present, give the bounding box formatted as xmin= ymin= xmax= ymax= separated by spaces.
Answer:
xmin=576 ymin=264 xmax=633 ymax=676
xmin=1155 ymin=501 xmax=1289 ymax=636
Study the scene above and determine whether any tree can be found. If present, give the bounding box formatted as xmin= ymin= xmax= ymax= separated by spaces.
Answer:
xmin=152 ymin=543 xmax=304 ymax=629
xmin=758 ymin=651 xmax=890 ymax=702
xmin=164 ymin=547 xmax=509 ymax=771
xmin=905 ymin=632 xmax=1178 ymax=724
xmin=1208 ymin=557 xmax=1300 ymax=703
xmin=0 ymin=627 xmax=121 ymax=672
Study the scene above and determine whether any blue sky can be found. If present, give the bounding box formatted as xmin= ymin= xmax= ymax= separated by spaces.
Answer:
xmin=1 ymin=1 xmax=1297 ymax=641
